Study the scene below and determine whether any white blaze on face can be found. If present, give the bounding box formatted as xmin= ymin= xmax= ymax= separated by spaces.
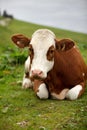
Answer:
xmin=29 ymin=29 xmax=56 ymax=78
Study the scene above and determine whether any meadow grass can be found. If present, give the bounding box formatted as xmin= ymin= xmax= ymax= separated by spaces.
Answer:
xmin=0 ymin=18 xmax=87 ymax=130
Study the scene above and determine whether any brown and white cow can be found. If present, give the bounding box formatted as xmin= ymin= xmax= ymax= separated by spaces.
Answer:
xmin=11 ymin=29 xmax=87 ymax=100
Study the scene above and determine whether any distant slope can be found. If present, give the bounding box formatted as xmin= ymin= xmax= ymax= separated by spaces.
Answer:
xmin=0 ymin=18 xmax=87 ymax=130
xmin=0 ymin=18 xmax=87 ymax=61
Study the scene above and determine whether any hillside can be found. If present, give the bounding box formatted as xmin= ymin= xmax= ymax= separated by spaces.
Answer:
xmin=0 ymin=18 xmax=87 ymax=130
xmin=0 ymin=18 xmax=87 ymax=60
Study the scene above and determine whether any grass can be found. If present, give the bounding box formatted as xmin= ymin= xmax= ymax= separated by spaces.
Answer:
xmin=0 ymin=18 xmax=87 ymax=130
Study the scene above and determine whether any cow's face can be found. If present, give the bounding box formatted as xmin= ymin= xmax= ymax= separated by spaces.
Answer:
xmin=29 ymin=29 xmax=56 ymax=79
xmin=11 ymin=29 xmax=75 ymax=80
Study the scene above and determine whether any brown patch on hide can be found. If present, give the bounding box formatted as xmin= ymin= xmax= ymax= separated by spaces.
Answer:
xmin=47 ymin=45 xmax=55 ymax=61
xmin=29 ymin=44 xmax=34 ymax=64
xmin=33 ymin=80 xmax=44 ymax=93
xmin=78 ymin=82 xmax=86 ymax=98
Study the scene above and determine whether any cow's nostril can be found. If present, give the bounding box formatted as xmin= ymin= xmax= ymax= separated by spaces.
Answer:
xmin=39 ymin=71 xmax=43 ymax=75
xmin=32 ymin=70 xmax=43 ymax=77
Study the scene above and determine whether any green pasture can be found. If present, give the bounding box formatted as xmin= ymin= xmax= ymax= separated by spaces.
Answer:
xmin=0 ymin=18 xmax=87 ymax=130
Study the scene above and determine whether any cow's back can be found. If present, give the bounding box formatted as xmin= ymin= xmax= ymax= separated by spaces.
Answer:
xmin=45 ymin=45 xmax=87 ymax=93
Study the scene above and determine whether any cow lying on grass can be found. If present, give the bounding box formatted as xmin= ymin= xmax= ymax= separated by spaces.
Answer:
xmin=11 ymin=29 xmax=87 ymax=100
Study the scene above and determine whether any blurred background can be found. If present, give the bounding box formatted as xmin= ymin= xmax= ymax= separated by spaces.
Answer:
xmin=0 ymin=1 xmax=87 ymax=129
xmin=0 ymin=0 xmax=87 ymax=34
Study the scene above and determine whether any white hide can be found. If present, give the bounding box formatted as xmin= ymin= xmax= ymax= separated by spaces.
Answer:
xmin=22 ymin=76 xmax=33 ymax=89
xmin=25 ymin=56 xmax=30 ymax=73
xmin=65 ymin=85 xmax=82 ymax=100
xmin=37 ymin=83 xmax=49 ymax=99
xmin=29 ymin=29 xmax=56 ymax=78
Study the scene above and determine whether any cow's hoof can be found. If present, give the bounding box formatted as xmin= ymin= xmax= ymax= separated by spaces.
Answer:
xmin=22 ymin=78 xmax=33 ymax=89
xmin=65 ymin=85 xmax=82 ymax=100
xmin=36 ymin=83 xmax=49 ymax=99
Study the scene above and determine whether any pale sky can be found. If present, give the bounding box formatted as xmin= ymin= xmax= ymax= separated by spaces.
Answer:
xmin=0 ymin=0 xmax=87 ymax=33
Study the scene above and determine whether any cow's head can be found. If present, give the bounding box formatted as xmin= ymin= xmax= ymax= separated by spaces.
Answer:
xmin=11 ymin=29 xmax=74 ymax=80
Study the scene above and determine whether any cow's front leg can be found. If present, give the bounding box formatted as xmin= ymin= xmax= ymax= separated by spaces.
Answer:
xmin=51 ymin=89 xmax=69 ymax=100
xmin=22 ymin=56 xmax=33 ymax=89
xmin=22 ymin=73 xmax=33 ymax=89
xmin=65 ymin=82 xmax=85 ymax=100
xmin=33 ymin=80 xmax=49 ymax=99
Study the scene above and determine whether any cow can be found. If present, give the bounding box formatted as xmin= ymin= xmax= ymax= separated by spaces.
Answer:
xmin=11 ymin=29 xmax=87 ymax=100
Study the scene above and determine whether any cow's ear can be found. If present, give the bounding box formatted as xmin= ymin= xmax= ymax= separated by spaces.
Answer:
xmin=55 ymin=39 xmax=75 ymax=51
xmin=11 ymin=34 xmax=31 ymax=48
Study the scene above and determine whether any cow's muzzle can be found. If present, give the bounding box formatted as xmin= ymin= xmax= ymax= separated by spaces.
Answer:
xmin=31 ymin=69 xmax=44 ymax=80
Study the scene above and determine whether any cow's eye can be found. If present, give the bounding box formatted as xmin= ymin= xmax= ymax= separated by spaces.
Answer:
xmin=29 ymin=45 xmax=33 ymax=52
xmin=49 ymin=49 xmax=54 ymax=54
xmin=29 ymin=45 xmax=34 ymax=57
xmin=29 ymin=47 xmax=33 ymax=53
xmin=47 ymin=46 xmax=55 ymax=61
